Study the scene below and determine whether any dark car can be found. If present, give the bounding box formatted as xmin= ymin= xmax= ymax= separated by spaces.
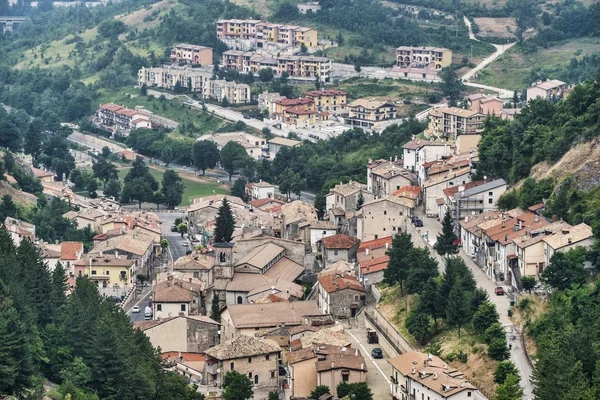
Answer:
xmin=412 ymin=217 xmax=424 ymax=227
xmin=367 ymin=329 xmax=379 ymax=344
xmin=371 ymin=348 xmax=384 ymax=359
xmin=171 ymin=224 xmax=177 ymax=232
xmin=495 ymin=286 xmax=505 ymax=296
xmin=243 ymin=114 xmax=251 ymax=119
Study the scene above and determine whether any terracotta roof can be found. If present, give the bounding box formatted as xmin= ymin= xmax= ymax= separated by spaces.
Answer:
xmin=389 ymin=352 xmax=475 ymax=397
xmin=392 ymin=185 xmax=422 ymax=199
xmin=275 ymin=97 xmax=314 ymax=106
xmin=162 ymin=352 xmax=207 ymax=362
xmin=60 ymin=241 xmax=83 ymax=260
xmin=225 ymin=301 xmax=319 ymax=328
xmin=284 ymin=106 xmax=316 ymax=115
xmin=304 ymin=89 xmax=348 ymax=97
xmin=534 ymin=79 xmax=565 ymax=90
xmin=358 ymin=236 xmax=393 ymax=252
xmin=402 ymin=139 xmax=445 ymax=150
xmin=250 ymin=198 xmax=285 ymax=208
xmin=321 ymin=234 xmax=360 ymax=249
xmin=360 ymin=255 xmax=389 ymax=274
xmin=528 ymin=203 xmax=545 ymax=212
xmin=315 ymin=350 xmax=367 ymax=372
xmin=31 ymin=167 xmax=54 ymax=178
xmin=286 ymin=347 xmax=317 ymax=364
xmin=442 ymin=179 xmax=490 ymax=198
xmin=153 ymin=280 xmax=195 ymax=303
xmin=205 ymin=335 xmax=280 ymax=360
xmin=317 ymin=273 xmax=365 ymax=294
xmin=173 ymin=253 xmax=214 ymax=270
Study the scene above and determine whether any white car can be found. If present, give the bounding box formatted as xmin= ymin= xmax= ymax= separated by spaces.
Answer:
xmin=132 ymin=306 xmax=140 ymax=313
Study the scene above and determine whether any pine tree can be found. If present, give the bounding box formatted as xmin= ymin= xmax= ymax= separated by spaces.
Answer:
xmin=213 ymin=198 xmax=235 ymax=243
xmin=446 ymin=277 xmax=470 ymax=338
xmin=161 ymin=169 xmax=185 ymax=209
xmin=434 ymin=210 xmax=459 ymax=256
xmin=383 ymin=233 xmax=414 ymax=295
xmin=356 ymin=192 xmax=364 ymax=210
xmin=50 ymin=262 xmax=68 ymax=311
xmin=472 ymin=300 xmax=499 ymax=336
xmin=17 ymin=239 xmax=54 ymax=325
xmin=496 ymin=374 xmax=524 ymax=400
xmin=210 ymin=293 xmax=221 ymax=323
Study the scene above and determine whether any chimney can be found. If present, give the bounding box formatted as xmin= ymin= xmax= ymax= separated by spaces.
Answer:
xmin=411 ymin=367 xmax=416 ymax=375
xmin=433 ymin=372 xmax=438 ymax=380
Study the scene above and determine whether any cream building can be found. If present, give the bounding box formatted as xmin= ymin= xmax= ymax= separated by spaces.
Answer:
xmin=527 ymin=79 xmax=566 ymax=101
xmin=395 ymin=46 xmax=452 ymax=70
xmin=74 ymin=253 xmax=137 ymax=291
xmin=426 ymin=106 xmax=485 ymax=139
xmin=196 ymin=132 xmax=266 ymax=160
xmin=358 ymin=196 xmax=414 ymax=241
xmin=344 ymin=99 xmax=397 ymax=129
xmin=170 ymin=44 xmax=213 ymax=65
xmin=423 ymin=169 xmax=471 ymax=217
xmin=152 ymin=277 xmax=203 ymax=319
xmin=133 ymin=315 xmax=219 ymax=353
xmin=303 ymin=89 xmax=348 ymax=114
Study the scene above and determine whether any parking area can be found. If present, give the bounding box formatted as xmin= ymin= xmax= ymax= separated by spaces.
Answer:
xmin=345 ymin=326 xmax=391 ymax=399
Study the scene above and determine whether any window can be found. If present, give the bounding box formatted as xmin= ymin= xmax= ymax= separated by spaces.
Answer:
xmin=248 ymin=357 xmax=253 ymax=363
xmin=354 ymin=295 xmax=359 ymax=301
xmin=193 ymin=272 xmax=199 ymax=278
xmin=334 ymin=250 xmax=338 ymax=256
xmin=383 ymin=228 xmax=386 ymax=231
xmin=374 ymin=235 xmax=378 ymax=239
xmin=468 ymin=392 xmax=472 ymax=397
xmin=489 ymin=198 xmax=493 ymax=204
xmin=105 ymin=270 xmax=110 ymax=275
xmin=271 ymin=370 xmax=276 ymax=378
xmin=393 ymin=227 xmax=397 ymax=231
xmin=479 ymin=200 xmax=483 ymax=204
xmin=265 ymin=354 xmax=270 ymax=360
xmin=488 ymin=192 xmax=493 ymax=196
xmin=248 ymin=372 xmax=252 ymax=378
xmin=230 ymin=362 xmax=235 ymax=370
xmin=254 ymin=375 xmax=259 ymax=385
xmin=237 ymin=296 xmax=243 ymax=304
xmin=384 ymin=211 xmax=387 ymax=215
xmin=181 ymin=304 xmax=186 ymax=312
xmin=157 ymin=304 xmax=162 ymax=311
xmin=342 ymin=370 xmax=350 ymax=382
xmin=91 ymin=270 xmax=97 ymax=275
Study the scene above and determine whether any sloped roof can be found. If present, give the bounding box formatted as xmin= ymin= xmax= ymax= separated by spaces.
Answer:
xmin=225 ymin=301 xmax=319 ymax=328
xmin=392 ymin=185 xmax=422 ymax=199
xmin=173 ymin=253 xmax=214 ymax=270
xmin=234 ymin=242 xmax=285 ymax=269
xmin=315 ymin=350 xmax=366 ymax=372
xmin=205 ymin=335 xmax=281 ymax=360
xmin=153 ymin=280 xmax=195 ymax=303
xmin=360 ymin=255 xmax=389 ymax=274
xmin=317 ymin=273 xmax=365 ymax=294
xmin=264 ymin=257 xmax=305 ymax=282
xmin=358 ymin=236 xmax=393 ymax=252
xmin=321 ymin=234 xmax=359 ymax=249
xmin=60 ymin=241 xmax=83 ymax=260
xmin=542 ymin=223 xmax=593 ymax=249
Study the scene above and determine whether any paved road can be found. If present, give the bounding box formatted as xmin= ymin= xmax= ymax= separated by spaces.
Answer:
xmin=413 ymin=209 xmax=534 ymax=399
xmin=345 ymin=325 xmax=391 ymax=399
xmin=156 ymin=211 xmax=190 ymax=262
xmin=126 ymin=286 xmax=152 ymax=323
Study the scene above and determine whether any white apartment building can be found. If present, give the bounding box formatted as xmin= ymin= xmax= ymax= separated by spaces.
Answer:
xmin=97 ymin=104 xmax=151 ymax=134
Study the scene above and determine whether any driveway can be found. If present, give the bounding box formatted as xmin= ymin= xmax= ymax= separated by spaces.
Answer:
xmin=345 ymin=326 xmax=391 ymax=399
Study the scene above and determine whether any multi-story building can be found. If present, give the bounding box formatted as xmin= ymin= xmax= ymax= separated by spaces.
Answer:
xmin=74 ymin=253 xmax=138 ymax=291
xmin=138 ymin=67 xmax=251 ymax=104
xmin=527 ymin=79 xmax=566 ymax=101
xmin=303 ymin=89 xmax=348 ymax=114
xmin=426 ymin=106 xmax=484 ymax=139
xmin=395 ymin=46 xmax=452 ymax=70
xmin=170 ymin=44 xmax=213 ymax=65
xmin=467 ymin=94 xmax=504 ymax=116
xmin=267 ymin=136 xmax=301 ymax=157
xmin=282 ymin=106 xmax=317 ymax=128
xmin=196 ymin=132 xmax=266 ymax=160
xmin=297 ymin=2 xmax=322 ymax=14
xmin=389 ymin=352 xmax=478 ymax=400
xmin=222 ymin=52 xmax=332 ymax=80
xmin=316 ymin=272 xmax=365 ymax=318
xmin=401 ymin=139 xmax=453 ymax=183
xmin=366 ymin=158 xmax=417 ymax=198
xmin=273 ymin=97 xmax=315 ymax=118
xmin=357 ymin=196 xmax=414 ymax=241
xmin=217 ymin=19 xmax=318 ymax=49
xmin=4 ymin=217 xmax=35 ymax=246
xmin=344 ymin=99 xmax=397 ymax=129
xmin=423 ymin=168 xmax=471 ymax=217
xmin=258 ymin=91 xmax=285 ymax=114
xmin=98 ymin=104 xmax=151 ymax=134
xmin=442 ymin=179 xmax=507 ymax=221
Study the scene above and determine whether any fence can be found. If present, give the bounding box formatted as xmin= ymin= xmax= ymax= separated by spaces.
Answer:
xmin=371 ymin=284 xmax=382 ymax=303
xmin=364 ymin=307 xmax=414 ymax=357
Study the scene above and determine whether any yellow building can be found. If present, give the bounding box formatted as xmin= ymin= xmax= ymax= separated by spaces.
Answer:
xmin=303 ymin=89 xmax=348 ymax=114
xmin=74 ymin=254 xmax=137 ymax=290
xmin=273 ymin=97 xmax=315 ymax=117
xmin=426 ymin=106 xmax=484 ymax=139
xmin=282 ymin=106 xmax=317 ymax=128
xmin=277 ymin=55 xmax=332 ymax=80
xmin=344 ymin=99 xmax=397 ymax=128
xmin=395 ymin=46 xmax=452 ymax=70
xmin=294 ymin=27 xmax=318 ymax=47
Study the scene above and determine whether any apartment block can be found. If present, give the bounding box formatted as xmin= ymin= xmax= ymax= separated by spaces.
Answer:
xmin=426 ymin=106 xmax=484 ymax=139
xmin=527 ymin=79 xmax=566 ymax=101
xmin=217 ymin=19 xmax=318 ymax=48
xmin=303 ymin=89 xmax=348 ymax=114
xmin=98 ymin=103 xmax=151 ymax=134
xmin=297 ymin=2 xmax=322 ymax=14
xmin=138 ymin=67 xmax=251 ymax=104
xmin=344 ymin=99 xmax=397 ymax=129
xmin=170 ymin=44 xmax=213 ymax=66
xmin=277 ymin=55 xmax=332 ymax=80
xmin=395 ymin=46 xmax=452 ymax=70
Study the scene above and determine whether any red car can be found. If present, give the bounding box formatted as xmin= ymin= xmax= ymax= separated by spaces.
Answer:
xmin=495 ymin=286 xmax=505 ymax=296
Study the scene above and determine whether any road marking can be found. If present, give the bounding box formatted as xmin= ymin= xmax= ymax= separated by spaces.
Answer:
xmin=347 ymin=330 xmax=391 ymax=385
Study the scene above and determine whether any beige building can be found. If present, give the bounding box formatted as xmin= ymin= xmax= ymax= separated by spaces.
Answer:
xmin=204 ymin=334 xmax=281 ymax=389
xmin=467 ymin=94 xmax=504 ymax=116
xmin=395 ymin=46 xmax=452 ymax=70
xmin=170 ymin=44 xmax=213 ymax=65
xmin=74 ymin=253 xmax=137 ymax=291
xmin=277 ymin=55 xmax=332 ymax=80
xmin=268 ymin=136 xmax=301 ymax=157
xmin=389 ymin=352 xmax=477 ymax=400
xmin=220 ymin=301 xmax=319 ymax=340
xmin=367 ymin=159 xmax=416 ymax=199
xmin=317 ymin=350 xmax=367 ymax=397
xmin=344 ymin=99 xmax=397 ymax=129
xmin=133 ymin=315 xmax=219 ymax=353
xmin=319 ymin=234 xmax=360 ymax=267
xmin=217 ymin=19 xmax=318 ymax=49
xmin=152 ymin=277 xmax=203 ymax=319
xmin=426 ymin=106 xmax=484 ymax=139
xmin=258 ymin=92 xmax=285 ymax=115
xmin=196 ymin=132 xmax=266 ymax=160
xmin=216 ymin=19 xmax=262 ymax=40
xmin=423 ymin=168 xmax=471 ymax=217
xmin=527 ymin=79 xmax=566 ymax=101
xmin=297 ymin=2 xmax=322 ymax=14
xmin=282 ymin=106 xmax=317 ymax=128
xmin=357 ymin=196 xmax=414 ymax=241
xmin=303 ymin=89 xmax=348 ymax=114
xmin=172 ymin=251 xmax=214 ymax=283
xmin=98 ymin=104 xmax=151 ymax=134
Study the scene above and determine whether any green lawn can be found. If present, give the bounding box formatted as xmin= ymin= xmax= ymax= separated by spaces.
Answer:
xmin=117 ymin=167 xmax=229 ymax=206
xmin=475 ymin=38 xmax=600 ymax=91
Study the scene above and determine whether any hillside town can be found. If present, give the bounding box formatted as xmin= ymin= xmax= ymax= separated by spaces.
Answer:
xmin=1 ymin=0 xmax=600 ymax=399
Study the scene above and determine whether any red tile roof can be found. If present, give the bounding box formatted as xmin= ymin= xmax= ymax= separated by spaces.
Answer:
xmin=359 ymin=255 xmax=389 ymax=274
xmin=442 ymin=179 xmax=489 ymax=198
xmin=275 ymin=97 xmax=313 ymax=106
xmin=317 ymin=273 xmax=365 ymax=294
xmin=162 ymin=352 xmax=207 ymax=362
xmin=358 ymin=236 xmax=393 ymax=252
xmin=284 ymin=106 xmax=315 ymax=115
xmin=321 ymin=234 xmax=360 ymax=249
xmin=392 ymin=185 xmax=422 ymax=198
xmin=60 ymin=241 xmax=83 ymax=260
xmin=528 ymin=203 xmax=545 ymax=212
xmin=303 ymin=89 xmax=348 ymax=97
xmin=250 ymin=198 xmax=285 ymax=208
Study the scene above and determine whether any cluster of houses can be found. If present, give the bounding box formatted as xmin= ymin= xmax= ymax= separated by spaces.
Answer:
xmin=392 ymin=46 xmax=452 ymax=80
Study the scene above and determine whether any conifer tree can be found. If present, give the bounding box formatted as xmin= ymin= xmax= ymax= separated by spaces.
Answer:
xmin=51 ymin=262 xmax=68 ymax=311
xmin=211 ymin=293 xmax=221 ymax=323
xmin=446 ymin=277 xmax=470 ymax=338
xmin=496 ymin=374 xmax=524 ymax=400
xmin=213 ymin=198 xmax=235 ymax=243
xmin=434 ymin=210 xmax=459 ymax=256
xmin=383 ymin=233 xmax=414 ymax=295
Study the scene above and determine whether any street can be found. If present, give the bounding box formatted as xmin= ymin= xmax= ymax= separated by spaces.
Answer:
xmin=413 ymin=209 xmax=534 ymax=399
xmin=156 ymin=211 xmax=189 ymax=262
xmin=126 ymin=286 xmax=152 ymax=323
xmin=345 ymin=325 xmax=391 ymax=400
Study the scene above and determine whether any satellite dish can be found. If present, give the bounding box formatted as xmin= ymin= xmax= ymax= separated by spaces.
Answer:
xmin=471 ymin=211 xmax=476 ymax=216
xmin=484 ymin=175 xmax=487 ymax=180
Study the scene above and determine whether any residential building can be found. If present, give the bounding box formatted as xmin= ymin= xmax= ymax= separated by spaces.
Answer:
xmin=423 ymin=169 xmax=471 ymax=217
xmin=40 ymin=244 xmax=61 ymax=273
xmin=152 ymin=276 xmax=203 ymax=319
xmin=356 ymin=236 xmax=392 ymax=289
xmin=217 ymin=19 xmax=318 ymax=49
xmin=220 ymin=301 xmax=320 ymax=339
xmin=421 ymin=153 xmax=474 ymax=186
xmin=97 ymin=104 xmax=151 ymax=134
xmin=344 ymin=99 xmax=397 ymax=129
xmin=4 ymin=217 xmax=35 ymax=246
xmin=277 ymin=55 xmax=332 ymax=80
xmin=272 ymin=97 xmax=315 ymax=117
xmin=467 ymin=94 xmax=504 ymax=116
xmin=389 ymin=351 xmax=478 ymax=400
xmin=138 ymin=66 xmax=251 ymax=104
xmin=318 ymin=234 xmax=360 ymax=267
xmin=267 ymin=137 xmax=301 ymax=157
xmin=74 ymin=253 xmax=137 ymax=291
xmin=426 ymin=106 xmax=485 ymax=139
xmin=542 ymin=223 xmax=594 ymax=270
xmin=442 ymin=179 xmax=507 ymax=221
xmin=282 ymin=105 xmax=317 ymax=128
xmin=162 ymin=352 xmax=206 ymax=384
xmin=204 ymin=334 xmax=281 ymax=389
xmin=303 ymin=89 xmax=348 ymax=114
xmin=89 ymin=230 xmax=156 ymax=275
xmin=308 ymin=221 xmax=337 ymax=252
xmin=172 ymin=251 xmax=214 ymax=283
xmin=459 ymin=209 xmax=504 ymax=262
xmin=216 ymin=19 xmax=262 ymax=41
xmin=366 ymin=158 xmax=417 ymax=198
xmin=258 ymin=92 xmax=285 ymax=115
xmin=392 ymin=185 xmax=422 ymax=208
xmin=317 ymin=349 xmax=367 ymax=397
xmin=59 ymin=241 xmax=84 ymax=275
xmin=250 ymin=198 xmax=286 ymax=211
xmin=31 ymin=166 xmax=55 ymax=183
xmin=395 ymin=46 xmax=452 ymax=70
xmin=63 ymin=208 xmax=107 ymax=231
xmin=357 ymin=196 xmax=413 ymax=242
xmin=280 ymin=200 xmax=318 ymax=243
xmin=196 ymin=132 xmax=266 ymax=160
xmin=246 ymin=181 xmax=275 ymax=200
xmin=316 ymin=272 xmax=365 ymax=318
xmin=133 ymin=315 xmax=219 ymax=353
xmin=325 ymin=181 xmax=373 ymax=234
xmin=297 ymin=2 xmax=322 ymax=14
xmin=170 ymin=44 xmax=213 ymax=65
xmin=402 ymin=139 xmax=452 ymax=180
xmin=527 ymin=79 xmax=566 ymax=101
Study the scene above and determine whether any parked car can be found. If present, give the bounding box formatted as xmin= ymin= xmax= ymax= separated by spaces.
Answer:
xmin=495 ymin=286 xmax=505 ymax=296
xmin=170 ymin=225 xmax=177 ymax=232
xmin=243 ymin=114 xmax=251 ymax=119
xmin=413 ymin=217 xmax=424 ymax=227
xmin=371 ymin=348 xmax=384 ymax=359
xmin=132 ymin=306 xmax=140 ymax=313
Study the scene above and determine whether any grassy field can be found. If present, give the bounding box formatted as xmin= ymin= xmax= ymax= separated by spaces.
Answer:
xmin=474 ymin=38 xmax=600 ymax=91
xmin=117 ymin=166 xmax=229 ymax=206
xmin=98 ymin=88 xmax=238 ymax=137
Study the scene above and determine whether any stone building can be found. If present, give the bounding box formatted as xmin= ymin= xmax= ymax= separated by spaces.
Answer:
xmin=316 ymin=272 xmax=365 ymax=319
xmin=133 ymin=315 xmax=219 ymax=353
